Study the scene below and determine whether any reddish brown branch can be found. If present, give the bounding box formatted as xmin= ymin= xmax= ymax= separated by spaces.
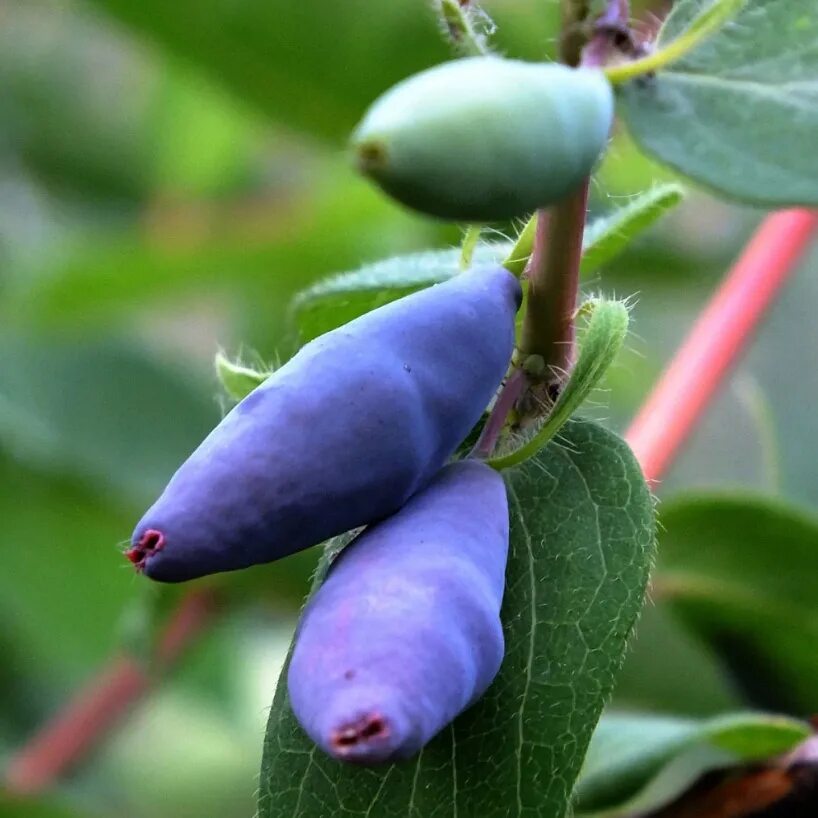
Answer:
xmin=4 ymin=587 xmax=220 ymax=795
xmin=626 ymin=209 xmax=818 ymax=484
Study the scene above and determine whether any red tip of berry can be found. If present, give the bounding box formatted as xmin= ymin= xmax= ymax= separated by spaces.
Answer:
xmin=330 ymin=713 xmax=390 ymax=755
xmin=126 ymin=529 xmax=165 ymax=573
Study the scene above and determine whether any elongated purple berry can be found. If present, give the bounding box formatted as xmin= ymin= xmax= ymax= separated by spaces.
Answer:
xmin=288 ymin=459 xmax=508 ymax=763
xmin=128 ymin=266 xmax=520 ymax=582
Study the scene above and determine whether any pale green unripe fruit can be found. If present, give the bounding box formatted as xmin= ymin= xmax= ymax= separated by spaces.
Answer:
xmin=351 ymin=57 xmax=614 ymax=222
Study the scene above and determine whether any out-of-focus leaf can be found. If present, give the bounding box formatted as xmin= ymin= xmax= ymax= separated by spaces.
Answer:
xmin=0 ymin=794 xmax=91 ymax=818
xmin=0 ymin=3 xmax=151 ymax=201
xmin=260 ymin=419 xmax=654 ymax=818
xmin=618 ymin=0 xmax=818 ymax=205
xmin=84 ymin=0 xmax=557 ymax=141
xmin=3 ymin=169 xmax=441 ymax=332
xmin=85 ymin=0 xmax=449 ymax=142
xmin=746 ymin=244 xmax=818 ymax=509
xmin=0 ymin=337 xmax=217 ymax=502
xmin=0 ymin=454 xmax=137 ymax=693
xmin=597 ymin=127 xmax=681 ymax=195
xmin=613 ymin=603 xmax=740 ymax=716
xmin=0 ymin=3 xmax=263 ymax=202
xmin=291 ymin=243 xmax=510 ymax=341
xmin=575 ymin=711 xmax=810 ymax=818
xmin=655 ymin=493 xmax=818 ymax=713
xmin=147 ymin=66 xmax=260 ymax=197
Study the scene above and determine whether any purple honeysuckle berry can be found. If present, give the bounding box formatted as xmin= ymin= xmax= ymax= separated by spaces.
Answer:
xmin=288 ymin=459 xmax=508 ymax=763
xmin=127 ymin=265 xmax=520 ymax=582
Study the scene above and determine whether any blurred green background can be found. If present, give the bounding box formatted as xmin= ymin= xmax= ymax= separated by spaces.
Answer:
xmin=1 ymin=1 xmax=816 ymax=816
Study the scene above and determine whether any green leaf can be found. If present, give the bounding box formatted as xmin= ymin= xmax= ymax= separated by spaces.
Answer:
xmin=580 ymin=185 xmax=686 ymax=275
xmin=0 ymin=5 xmax=152 ymax=202
xmin=489 ymin=297 xmax=630 ymax=470
xmin=259 ymin=419 xmax=655 ymax=818
xmin=617 ymin=0 xmax=818 ymax=205
xmin=575 ymin=711 xmax=810 ymax=818
xmin=214 ymin=352 xmax=271 ymax=402
xmin=291 ymin=243 xmax=510 ymax=342
xmin=655 ymin=492 xmax=818 ymax=713
xmin=293 ymin=188 xmax=682 ymax=343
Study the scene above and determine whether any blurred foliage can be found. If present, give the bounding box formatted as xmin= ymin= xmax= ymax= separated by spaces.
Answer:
xmin=576 ymin=711 xmax=810 ymax=817
xmin=655 ymin=493 xmax=818 ymax=714
xmin=0 ymin=0 xmax=816 ymax=817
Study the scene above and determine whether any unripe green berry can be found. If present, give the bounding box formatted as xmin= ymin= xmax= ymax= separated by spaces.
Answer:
xmin=351 ymin=57 xmax=614 ymax=222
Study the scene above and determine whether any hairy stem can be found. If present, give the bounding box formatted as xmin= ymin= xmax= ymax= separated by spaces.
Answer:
xmin=516 ymin=0 xmax=622 ymax=402
xmin=485 ymin=0 xmax=628 ymax=435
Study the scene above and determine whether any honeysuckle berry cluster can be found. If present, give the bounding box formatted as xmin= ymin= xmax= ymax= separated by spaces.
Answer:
xmin=127 ymin=55 xmax=613 ymax=764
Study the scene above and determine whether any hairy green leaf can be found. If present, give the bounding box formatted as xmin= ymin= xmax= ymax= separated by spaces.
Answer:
xmin=655 ymin=492 xmax=818 ymax=713
xmin=259 ymin=419 xmax=655 ymax=818
xmin=214 ymin=352 xmax=271 ymax=402
xmin=618 ymin=0 xmax=818 ymax=205
xmin=291 ymin=243 xmax=510 ymax=342
xmin=293 ymin=187 xmax=682 ymax=343
xmin=575 ymin=711 xmax=810 ymax=817
xmin=581 ymin=185 xmax=686 ymax=275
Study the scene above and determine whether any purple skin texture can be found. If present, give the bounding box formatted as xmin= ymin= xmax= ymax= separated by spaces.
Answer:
xmin=128 ymin=266 xmax=521 ymax=582
xmin=288 ymin=459 xmax=509 ymax=764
